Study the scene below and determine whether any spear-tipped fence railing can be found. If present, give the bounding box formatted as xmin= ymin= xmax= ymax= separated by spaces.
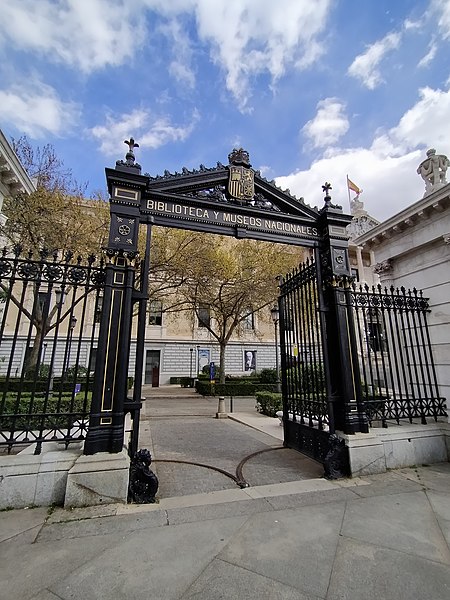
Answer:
xmin=0 ymin=247 xmax=105 ymax=454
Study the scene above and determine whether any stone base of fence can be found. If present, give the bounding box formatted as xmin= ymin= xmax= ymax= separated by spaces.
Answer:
xmin=338 ymin=422 xmax=450 ymax=477
xmin=0 ymin=443 xmax=130 ymax=510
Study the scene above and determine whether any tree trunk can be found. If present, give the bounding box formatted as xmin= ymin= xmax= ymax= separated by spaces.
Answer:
xmin=219 ymin=341 xmax=227 ymax=384
xmin=24 ymin=327 xmax=44 ymax=377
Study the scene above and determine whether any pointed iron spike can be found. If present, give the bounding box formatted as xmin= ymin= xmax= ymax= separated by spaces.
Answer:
xmin=27 ymin=248 xmax=33 ymax=259
xmin=88 ymin=254 xmax=95 ymax=265
xmin=77 ymin=255 xmax=82 ymax=264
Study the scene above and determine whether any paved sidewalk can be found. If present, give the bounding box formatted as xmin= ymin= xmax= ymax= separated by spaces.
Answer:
xmin=2 ymin=387 xmax=450 ymax=599
xmin=1 ymin=462 xmax=450 ymax=599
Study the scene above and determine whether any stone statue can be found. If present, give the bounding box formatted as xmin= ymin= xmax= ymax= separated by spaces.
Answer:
xmin=417 ymin=148 xmax=450 ymax=195
xmin=128 ymin=448 xmax=159 ymax=503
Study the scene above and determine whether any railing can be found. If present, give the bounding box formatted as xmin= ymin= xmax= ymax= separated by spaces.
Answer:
xmin=350 ymin=283 xmax=447 ymax=427
xmin=0 ymin=248 xmax=105 ymax=454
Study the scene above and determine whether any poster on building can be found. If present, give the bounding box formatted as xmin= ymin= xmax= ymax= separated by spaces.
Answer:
xmin=243 ymin=350 xmax=256 ymax=372
xmin=197 ymin=348 xmax=210 ymax=375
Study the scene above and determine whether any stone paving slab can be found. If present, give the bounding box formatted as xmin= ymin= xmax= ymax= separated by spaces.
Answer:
xmin=49 ymin=516 xmax=249 ymax=600
xmin=341 ymin=490 xmax=450 ymax=564
xmin=181 ymin=558 xmax=317 ymax=600
xmin=218 ymin=502 xmax=346 ymax=598
xmin=327 ymin=536 xmax=450 ymax=600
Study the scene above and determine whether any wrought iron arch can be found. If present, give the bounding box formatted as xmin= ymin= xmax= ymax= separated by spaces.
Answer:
xmin=84 ymin=141 xmax=363 ymax=467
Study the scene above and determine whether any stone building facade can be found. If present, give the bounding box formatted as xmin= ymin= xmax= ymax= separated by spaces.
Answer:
xmin=355 ymin=149 xmax=450 ymax=407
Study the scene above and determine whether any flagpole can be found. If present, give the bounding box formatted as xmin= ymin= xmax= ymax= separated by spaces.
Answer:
xmin=346 ymin=174 xmax=352 ymax=213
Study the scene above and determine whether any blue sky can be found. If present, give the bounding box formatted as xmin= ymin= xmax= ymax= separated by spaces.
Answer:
xmin=1 ymin=0 xmax=449 ymax=221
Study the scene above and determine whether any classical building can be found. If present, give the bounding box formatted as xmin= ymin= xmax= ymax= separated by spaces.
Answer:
xmin=0 ymin=129 xmax=35 ymax=226
xmin=355 ymin=148 xmax=450 ymax=405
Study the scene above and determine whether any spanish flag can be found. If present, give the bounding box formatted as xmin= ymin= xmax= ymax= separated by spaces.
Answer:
xmin=347 ymin=176 xmax=362 ymax=196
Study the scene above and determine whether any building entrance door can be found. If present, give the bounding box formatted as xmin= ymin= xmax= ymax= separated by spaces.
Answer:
xmin=145 ymin=350 xmax=160 ymax=386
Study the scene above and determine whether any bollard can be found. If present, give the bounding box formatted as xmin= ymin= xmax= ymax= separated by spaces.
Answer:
xmin=216 ymin=395 xmax=227 ymax=419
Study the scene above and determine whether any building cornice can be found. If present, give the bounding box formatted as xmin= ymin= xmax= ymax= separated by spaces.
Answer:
xmin=0 ymin=129 xmax=36 ymax=197
xmin=354 ymin=183 xmax=450 ymax=248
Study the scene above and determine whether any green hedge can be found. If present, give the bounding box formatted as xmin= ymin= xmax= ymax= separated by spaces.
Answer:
xmin=0 ymin=379 xmax=94 ymax=393
xmin=0 ymin=376 xmax=134 ymax=393
xmin=255 ymin=391 xmax=282 ymax=417
xmin=1 ymin=393 xmax=91 ymax=430
xmin=195 ymin=381 xmax=278 ymax=396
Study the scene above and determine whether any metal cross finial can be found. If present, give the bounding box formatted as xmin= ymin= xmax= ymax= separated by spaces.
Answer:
xmin=124 ymin=138 xmax=139 ymax=153
xmin=322 ymin=182 xmax=333 ymax=209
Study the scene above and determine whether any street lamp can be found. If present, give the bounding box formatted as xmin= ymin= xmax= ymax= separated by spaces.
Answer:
xmin=270 ymin=306 xmax=281 ymax=393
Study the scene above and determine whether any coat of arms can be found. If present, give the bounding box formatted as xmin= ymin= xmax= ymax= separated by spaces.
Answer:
xmin=227 ymin=148 xmax=254 ymax=201
xmin=228 ymin=165 xmax=254 ymax=200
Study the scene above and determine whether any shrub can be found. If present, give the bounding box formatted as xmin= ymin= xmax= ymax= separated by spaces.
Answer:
xmin=195 ymin=381 xmax=278 ymax=396
xmin=255 ymin=391 xmax=282 ymax=417
xmin=64 ymin=365 xmax=89 ymax=379
xmin=258 ymin=368 xmax=278 ymax=383
xmin=287 ymin=363 xmax=326 ymax=394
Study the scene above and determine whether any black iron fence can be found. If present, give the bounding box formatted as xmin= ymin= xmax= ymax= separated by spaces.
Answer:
xmin=0 ymin=247 xmax=105 ymax=454
xmin=350 ymin=283 xmax=447 ymax=427
xmin=279 ymin=256 xmax=447 ymax=465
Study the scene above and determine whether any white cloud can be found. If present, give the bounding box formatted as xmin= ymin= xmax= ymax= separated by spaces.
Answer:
xmin=417 ymin=42 xmax=438 ymax=68
xmin=276 ymin=86 xmax=450 ymax=222
xmin=192 ymin=0 xmax=332 ymax=108
xmin=159 ymin=20 xmax=196 ymax=89
xmin=89 ymin=108 xmax=199 ymax=156
xmin=431 ymin=0 xmax=450 ymax=38
xmin=302 ymin=99 xmax=349 ymax=149
xmin=0 ymin=82 xmax=80 ymax=138
xmin=0 ymin=1 xmax=332 ymax=107
xmin=0 ymin=0 xmax=145 ymax=73
xmin=348 ymin=32 xmax=402 ymax=89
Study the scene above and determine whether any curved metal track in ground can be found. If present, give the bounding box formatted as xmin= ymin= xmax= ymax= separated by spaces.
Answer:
xmin=153 ymin=458 xmax=248 ymax=488
xmin=235 ymin=446 xmax=286 ymax=485
xmin=154 ymin=446 xmax=286 ymax=490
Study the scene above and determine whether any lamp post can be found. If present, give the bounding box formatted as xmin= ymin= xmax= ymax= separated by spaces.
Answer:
xmin=270 ymin=305 xmax=281 ymax=393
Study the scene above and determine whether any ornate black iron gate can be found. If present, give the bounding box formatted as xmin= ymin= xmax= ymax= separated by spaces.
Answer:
xmin=279 ymin=253 xmax=334 ymax=464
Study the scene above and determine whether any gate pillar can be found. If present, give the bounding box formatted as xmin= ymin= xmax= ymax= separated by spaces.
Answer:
xmin=317 ymin=184 xmax=368 ymax=435
xmin=84 ymin=142 xmax=149 ymax=454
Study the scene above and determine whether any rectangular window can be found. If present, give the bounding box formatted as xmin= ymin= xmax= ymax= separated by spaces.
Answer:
xmin=242 ymin=310 xmax=255 ymax=330
xmin=351 ymin=268 xmax=360 ymax=282
xmin=89 ymin=348 xmax=98 ymax=374
xmin=149 ymin=300 xmax=163 ymax=326
xmin=94 ymin=294 xmax=103 ymax=324
xmin=198 ymin=304 xmax=210 ymax=328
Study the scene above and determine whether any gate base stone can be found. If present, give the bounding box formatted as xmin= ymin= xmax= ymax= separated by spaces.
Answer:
xmin=64 ymin=449 xmax=130 ymax=508
xmin=338 ymin=422 xmax=450 ymax=477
